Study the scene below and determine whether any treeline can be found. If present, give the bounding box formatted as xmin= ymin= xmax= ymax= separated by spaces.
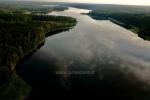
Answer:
xmin=33 ymin=15 xmax=77 ymax=23
xmin=0 ymin=1 xmax=68 ymax=14
xmin=0 ymin=13 xmax=76 ymax=100
xmin=25 ymin=6 xmax=68 ymax=14
xmin=89 ymin=10 xmax=150 ymax=40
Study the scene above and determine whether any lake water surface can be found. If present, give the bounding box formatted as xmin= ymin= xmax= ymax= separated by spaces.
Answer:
xmin=19 ymin=7 xmax=150 ymax=99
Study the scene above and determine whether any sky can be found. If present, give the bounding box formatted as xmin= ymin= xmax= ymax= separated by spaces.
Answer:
xmin=47 ymin=0 xmax=150 ymax=5
xmin=3 ymin=0 xmax=150 ymax=6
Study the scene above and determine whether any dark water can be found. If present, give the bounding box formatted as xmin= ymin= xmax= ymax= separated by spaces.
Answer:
xmin=18 ymin=7 xmax=150 ymax=100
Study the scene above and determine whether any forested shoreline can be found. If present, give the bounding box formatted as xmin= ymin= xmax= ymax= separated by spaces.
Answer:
xmin=88 ymin=10 xmax=150 ymax=40
xmin=0 ymin=8 xmax=76 ymax=100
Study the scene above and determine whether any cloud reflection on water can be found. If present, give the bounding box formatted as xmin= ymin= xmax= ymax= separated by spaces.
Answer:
xmin=19 ymin=7 xmax=150 ymax=99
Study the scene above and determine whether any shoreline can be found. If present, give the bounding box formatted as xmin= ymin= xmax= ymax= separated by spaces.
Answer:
xmin=0 ymin=22 xmax=76 ymax=100
xmin=16 ymin=26 xmax=74 ymax=71
xmin=20 ymin=26 xmax=74 ymax=60
xmin=88 ymin=15 xmax=149 ymax=40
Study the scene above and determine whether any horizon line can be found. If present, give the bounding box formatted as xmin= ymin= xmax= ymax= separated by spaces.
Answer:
xmin=1 ymin=0 xmax=150 ymax=7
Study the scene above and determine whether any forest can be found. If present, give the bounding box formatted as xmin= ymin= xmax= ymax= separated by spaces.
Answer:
xmin=0 ymin=5 xmax=76 ymax=100
xmin=0 ymin=1 xmax=68 ymax=14
xmin=88 ymin=10 xmax=150 ymax=40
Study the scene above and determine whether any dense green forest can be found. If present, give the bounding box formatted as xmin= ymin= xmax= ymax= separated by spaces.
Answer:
xmin=88 ymin=10 xmax=150 ymax=40
xmin=0 ymin=13 xmax=76 ymax=71
xmin=0 ymin=1 xmax=68 ymax=14
xmin=0 ymin=5 xmax=76 ymax=100
xmin=63 ymin=3 xmax=150 ymax=13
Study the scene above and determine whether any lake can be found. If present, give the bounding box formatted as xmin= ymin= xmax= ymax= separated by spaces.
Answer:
xmin=18 ymin=7 xmax=150 ymax=100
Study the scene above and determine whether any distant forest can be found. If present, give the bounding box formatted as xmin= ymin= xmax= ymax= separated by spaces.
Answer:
xmin=59 ymin=3 xmax=150 ymax=40
xmin=63 ymin=3 xmax=150 ymax=14
xmin=88 ymin=10 xmax=150 ymax=40
xmin=64 ymin=3 xmax=150 ymax=40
